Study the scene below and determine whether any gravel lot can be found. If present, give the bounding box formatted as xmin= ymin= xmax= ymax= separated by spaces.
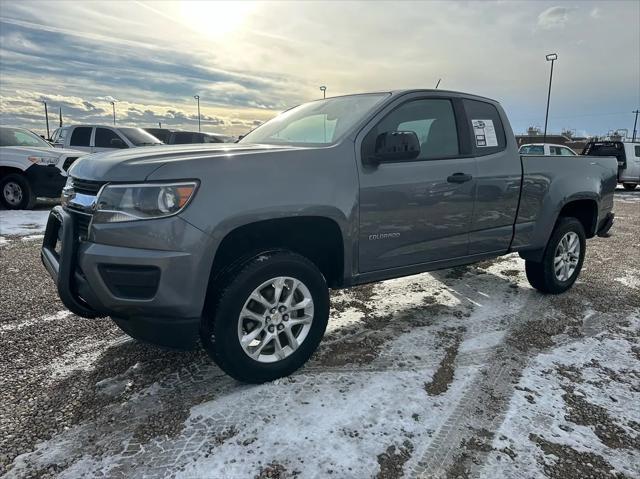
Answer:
xmin=1 ymin=189 xmax=639 ymax=479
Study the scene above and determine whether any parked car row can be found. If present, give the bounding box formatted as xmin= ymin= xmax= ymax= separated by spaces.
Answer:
xmin=0 ymin=125 xmax=235 ymax=209
xmin=519 ymin=141 xmax=640 ymax=189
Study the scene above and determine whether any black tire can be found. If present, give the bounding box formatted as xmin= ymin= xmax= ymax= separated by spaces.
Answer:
xmin=622 ymin=183 xmax=637 ymax=191
xmin=0 ymin=173 xmax=36 ymax=209
xmin=525 ymin=217 xmax=586 ymax=294
xmin=200 ymin=250 xmax=329 ymax=383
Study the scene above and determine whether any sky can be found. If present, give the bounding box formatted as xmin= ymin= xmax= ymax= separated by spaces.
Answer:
xmin=0 ymin=0 xmax=638 ymax=138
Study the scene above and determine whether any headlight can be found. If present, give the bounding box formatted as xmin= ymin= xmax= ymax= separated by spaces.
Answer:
xmin=28 ymin=156 xmax=59 ymax=166
xmin=93 ymin=181 xmax=198 ymax=223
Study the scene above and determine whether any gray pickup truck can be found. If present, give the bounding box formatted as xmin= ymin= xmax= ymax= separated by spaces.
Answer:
xmin=41 ymin=90 xmax=617 ymax=383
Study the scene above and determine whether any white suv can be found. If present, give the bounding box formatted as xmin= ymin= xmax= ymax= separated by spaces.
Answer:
xmin=50 ymin=125 xmax=162 ymax=153
xmin=0 ymin=127 xmax=86 ymax=209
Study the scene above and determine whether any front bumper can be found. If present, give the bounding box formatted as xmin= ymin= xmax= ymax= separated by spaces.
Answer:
xmin=25 ymin=164 xmax=67 ymax=198
xmin=40 ymin=206 xmax=209 ymax=349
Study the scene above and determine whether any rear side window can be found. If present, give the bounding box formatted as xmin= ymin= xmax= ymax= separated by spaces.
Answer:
xmin=462 ymin=99 xmax=506 ymax=155
xmin=95 ymin=128 xmax=124 ymax=148
xmin=172 ymin=132 xmax=195 ymax=144
xmin=70 ymin=127 xmax=92 ymax=147
xmin=549 ymin=146 xmax=561 ymax=155
xmin=635 ymin=145 xmax=640 ymax=157
xmin=560 ymin=147 xmax=576 ymax=156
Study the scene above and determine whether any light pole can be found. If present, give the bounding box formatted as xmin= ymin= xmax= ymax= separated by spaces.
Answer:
xmin=632 ymin=109 xmax=639 ymax=142
xmin=194 ymin=95 xmax=201 ymax=132
xmin=110 ymin=101 xmax=116 ymax=125
xmin=41 ymin=100 xmax=50 ymax=139
xmin=319 ymin=86 xmax=326 ymax=99
xmin=543 ymin=53 xmax=557 ymax=144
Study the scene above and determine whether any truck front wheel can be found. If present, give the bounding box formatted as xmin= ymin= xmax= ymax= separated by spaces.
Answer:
xmin=525 ymin=217 xmax=586 ymax=294
xmin=201 ymin=250 xmax=329 ymax=383
xmin=0 ymin=173 xmax=36 ymax=209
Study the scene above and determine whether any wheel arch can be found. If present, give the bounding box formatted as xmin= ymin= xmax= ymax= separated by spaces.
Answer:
xmin=209 ymin=215 xmax=347 ymax=290
xmin=0 ymin=166 xmax=28 ymax=177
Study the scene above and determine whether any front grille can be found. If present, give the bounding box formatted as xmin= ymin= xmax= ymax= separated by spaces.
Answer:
xmin=62 ymin=157 xmax=79 ymax=171
xmin=73 ymin=178 xmax=105 ymax=196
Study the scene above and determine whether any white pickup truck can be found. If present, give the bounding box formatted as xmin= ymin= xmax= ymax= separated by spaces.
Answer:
xmin=0 ymin=127 xmax=86 ymax=209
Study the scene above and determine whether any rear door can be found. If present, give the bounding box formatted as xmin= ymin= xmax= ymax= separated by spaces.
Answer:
xmin=356 ymin=94 xmax=477 ymax=272
xmin=463 ymin=98 xmax=522 ymax=255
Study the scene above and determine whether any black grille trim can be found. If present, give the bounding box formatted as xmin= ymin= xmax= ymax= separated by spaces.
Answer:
xmin=73 ymin=178 xmax=105 ymax=196
xmin=66 ymin=209 xmax=92 ymax=241
xmin=62 ymin=157 xmax=79 ymax=171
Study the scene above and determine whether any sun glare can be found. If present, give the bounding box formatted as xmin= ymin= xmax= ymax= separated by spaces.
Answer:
xmin=179 ymin=1 xmax=256 ymax=39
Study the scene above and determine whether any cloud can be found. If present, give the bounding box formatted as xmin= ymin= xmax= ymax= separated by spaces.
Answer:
xmin=537 ymin=6 xmax=572 ymax=29
xmin=0 ymin=1 xmax=638 ymax=137
xmin=590 ymin=7 xmax=601 ymax=18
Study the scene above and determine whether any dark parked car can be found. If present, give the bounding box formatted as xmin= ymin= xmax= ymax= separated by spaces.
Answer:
xmin=144 ymin=128 xmax=233 ymax=145
xmin=143 ymin=128 xmax=172 ymax=143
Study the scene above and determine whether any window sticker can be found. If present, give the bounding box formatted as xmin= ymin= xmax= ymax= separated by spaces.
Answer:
xmin=472 ymin=119 xmax=498 ymax=147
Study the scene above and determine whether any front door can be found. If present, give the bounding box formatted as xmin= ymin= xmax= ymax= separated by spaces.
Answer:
xmin=93 ymin=127 xmax=128 ymax=153
xmin=357 ymin=97 xmax=477 ymax=273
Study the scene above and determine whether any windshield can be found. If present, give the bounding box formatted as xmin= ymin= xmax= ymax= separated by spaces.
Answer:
xmin=0 ymin=127 xmax=51 ymax=148
xmin=119 ymin=127 xmax=163 ymax=146
xmin=239 ymin=93 xmax=390 ymax=146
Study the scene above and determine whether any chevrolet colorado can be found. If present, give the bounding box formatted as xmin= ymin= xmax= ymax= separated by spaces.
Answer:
xmin=41 ymin=90 xmax=617 ymax=383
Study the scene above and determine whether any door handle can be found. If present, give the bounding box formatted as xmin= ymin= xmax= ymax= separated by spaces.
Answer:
xmin=447 ymin=173 xmax=473 ymax=183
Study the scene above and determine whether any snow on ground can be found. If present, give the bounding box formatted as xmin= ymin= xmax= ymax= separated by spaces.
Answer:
xmin=2 ymin=192 xmax=639 ymax=479
xmin=0 ymin=209 xmax=51 ymax=237
xmin=479 ymin=314 xmax=640 ymax=479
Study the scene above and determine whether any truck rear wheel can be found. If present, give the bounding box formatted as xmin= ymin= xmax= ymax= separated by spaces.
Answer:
xmin=201 ymin=250 xmax=329 ymax=383
xmin=622 ymin=183 xmax=637 ymax=190
xmin=0 ymin=173 xmax=36 ymax=209
xmin=525 ymin=217 xmax=586 ymax=294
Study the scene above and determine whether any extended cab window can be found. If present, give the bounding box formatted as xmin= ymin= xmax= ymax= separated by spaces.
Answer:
xmin=70 ymin=127 xmax=92 ymax=147
xmin=463 ymin=99 xmax=506 ymax=155
xmin=635 ymin=145 xmax=640 ymax=157
xmin=560 ymin=147 xmax=576 ymax=156
xmin=369 ymin=99 xmax=459 ymax=159
xmin=95 ymin=128 xmax=125 ymax=148
xmin=549 ymin=146 xmax=562 ymax=155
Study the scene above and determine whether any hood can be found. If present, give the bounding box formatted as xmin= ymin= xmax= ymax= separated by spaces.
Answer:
xmin=0 ymin=146 xmax=87 ymax=157
xmin=68 ymin=143 xmax=303 ymax=181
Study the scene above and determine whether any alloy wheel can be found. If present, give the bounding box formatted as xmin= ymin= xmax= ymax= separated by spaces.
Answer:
xmin=237 ymin=276 xmax=314 ymax=363
xmin=554 ymin=231 xmax=580 ymax=281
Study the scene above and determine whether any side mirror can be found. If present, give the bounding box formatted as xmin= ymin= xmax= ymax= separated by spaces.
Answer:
xmin=110 ymin=138 xmax=127 ymax=149
xmin=372 ymin=131 xmax=420 ymax=163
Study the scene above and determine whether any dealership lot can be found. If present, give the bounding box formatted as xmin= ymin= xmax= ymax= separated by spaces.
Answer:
xmin=1 ymin=189 xmax=638 ymax=479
